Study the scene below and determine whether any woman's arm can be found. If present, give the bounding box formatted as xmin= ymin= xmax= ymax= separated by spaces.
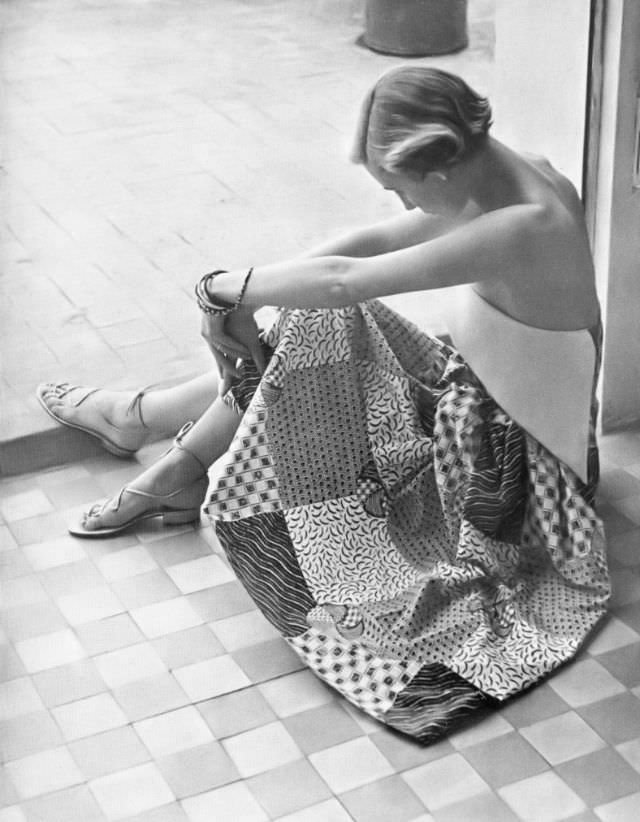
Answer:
xmin=299 ymin=209 xmax=462 ymax=259
xmin=210 ymin=203 xmax=552 ymax=309
xmin=199 ymin=211 xmax=452 ymax=377
xmin=347 ymin=203 xmax=552 ymax=301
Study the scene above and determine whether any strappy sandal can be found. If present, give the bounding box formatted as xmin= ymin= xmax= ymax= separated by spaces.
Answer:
xmin=68 ymin=422 xmax=209 ymax=538
xmin=36 ymin=382 xmax=150 ymax=458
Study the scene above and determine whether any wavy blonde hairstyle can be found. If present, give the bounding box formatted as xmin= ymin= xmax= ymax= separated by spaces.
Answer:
xmin=352 ymin=66 xmax=492 ymax=175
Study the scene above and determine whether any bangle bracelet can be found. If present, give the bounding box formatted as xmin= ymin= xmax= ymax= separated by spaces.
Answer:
xmin=195 ymin=267 xmax=254 ymax=316
xmin=195 ymin=270 xmax=235 ymax=316
xmin=199 ymin=271 xmax=234 ymax=311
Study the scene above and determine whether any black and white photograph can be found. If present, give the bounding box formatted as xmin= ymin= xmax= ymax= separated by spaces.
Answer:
xmin=1 ymin=1 xmax=640 ymax=820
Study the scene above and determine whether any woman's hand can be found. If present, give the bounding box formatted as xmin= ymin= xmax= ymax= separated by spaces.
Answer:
xmin=200 ymin=308 xmax=266 ymax=395
xmin=200 ymin=312 xmax=243 ymax=394
xmin=225 ymin=308 xmax=267 ymax=372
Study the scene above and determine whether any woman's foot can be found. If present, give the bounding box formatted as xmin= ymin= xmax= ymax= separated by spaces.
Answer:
xmin=69 ymin=436 xmax=209 ymax=537
xmin=37 ymin=382 xmax=154 ymax=457
xmin=70 ymin=477 xmax=209 ymax=537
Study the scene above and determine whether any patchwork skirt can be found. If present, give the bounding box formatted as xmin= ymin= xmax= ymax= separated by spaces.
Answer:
xmin=204 ymin=300 xmax=609 ymax=743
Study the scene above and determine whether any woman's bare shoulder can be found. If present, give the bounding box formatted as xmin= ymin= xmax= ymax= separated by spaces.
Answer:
xmin=521 ymin=153 xmax=584 ymax=216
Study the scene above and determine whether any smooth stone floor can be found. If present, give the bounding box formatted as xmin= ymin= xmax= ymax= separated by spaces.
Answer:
xmin=1 ymin=430 xmax=640 ymax=821
xmin=0 ymin=0 xmax=494 ymax=460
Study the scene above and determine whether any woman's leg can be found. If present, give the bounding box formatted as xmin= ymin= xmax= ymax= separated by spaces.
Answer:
xmin=75 ymin=395 xmax=241 ymax=534
xmin=136 ymin=372 xmax=220 ymax=437
xmin=39 ymin=370 xmax=219 ymax=453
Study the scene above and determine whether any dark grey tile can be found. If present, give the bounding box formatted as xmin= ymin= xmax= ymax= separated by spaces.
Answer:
xmin=146 ymin=531 xmax=211 ymax=567
xmin=370 ymin=727 xmax=454 ymax=770
xmin=232 ymin=638 xmax=305 ymax=683
xmin=248 ymin=757 xmax=331 ymax=818
xmin=595 ymin=643 xmax=640 ymax=689
xmin=198 ymin=686 xmax=276 ymax=739
xmin=462 ymin=732 xmax=549 ymax=789
xmin=156 ymin=741 xmax=239 ymax=798
xmin=498 ymin=682 xmax=570 ymax=728
xmin=283 ymin=701 xmax=364 ymax=755
xmin=186 ymin=581 xmax=255 ymax=621
xmin=433 ymin=792 xmax=519 ymax=822
xmin=152 ymin=625 xmax=224 ymax=670
xmin=341 ymin=774 xmax=425 ymax=822
xmin=1 ymin=710 xmax=64 ymax=761
xmin=578 ymin=692 xmax=640 ymax=744
xmin=556 ymin=747 xmax=640 ymax=807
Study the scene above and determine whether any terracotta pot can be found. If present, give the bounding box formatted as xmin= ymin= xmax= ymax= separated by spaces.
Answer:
xmin=364 ymin=0 xmax=468 ymax=56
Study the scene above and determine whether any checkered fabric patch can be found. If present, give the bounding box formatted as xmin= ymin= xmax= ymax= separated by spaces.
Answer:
xmin=357 ymin=478 xmax=381 ymax=505
xmin=260 ymin=355 xmax=287 ymax=407
xmin=356 ymin=477 xmax=389 ymax=518
xmin=526 ymin=446 xmax=601 ymax=560
xmin=306 ymin=605 xmax=336 ymax=629
xmin=340 ymin=604 xmax=363 ymax=630
xmin=307 ymin=604 xmax=365 ymax=634
xmin=431 ymin=386 xmax=488 ymax=543
xmin=565 ymin=500 xmax=598 ymax=557
xmin=433 ymin=390 xmax=476 ymax=493
xmin=264 ymin=353 xmax=287 ymax=388
xmin=288 ymin=628 xmax=422 ymax=717
xmin=206 ymin=409 xmax=281 ymax=521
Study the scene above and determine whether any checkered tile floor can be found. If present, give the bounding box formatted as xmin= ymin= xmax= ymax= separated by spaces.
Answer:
xmin=1 ymin=429 xmax=640 ymax=822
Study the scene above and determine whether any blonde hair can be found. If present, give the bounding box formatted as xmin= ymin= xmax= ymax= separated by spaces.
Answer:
xmin=352 ymin=67 xmax=492 ymax=175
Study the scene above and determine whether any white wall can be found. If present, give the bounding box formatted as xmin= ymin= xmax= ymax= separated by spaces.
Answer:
xmin=492 ymin=0 xmax=591 ymax=192
xmin=593 ymin=0 xmax=640 ymax=430
xmin=493 ymin=1 xmax=640 ymax=430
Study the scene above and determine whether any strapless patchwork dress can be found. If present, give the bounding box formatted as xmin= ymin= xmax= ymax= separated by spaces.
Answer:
xmin=204 ymin=287 xmax=609 ymax=743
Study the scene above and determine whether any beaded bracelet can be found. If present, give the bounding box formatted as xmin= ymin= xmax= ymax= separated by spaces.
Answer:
xmin=195 ymin=267 xmax=254 ymax=316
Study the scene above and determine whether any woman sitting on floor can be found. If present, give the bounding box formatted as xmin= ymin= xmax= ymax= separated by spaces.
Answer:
xmin=38 ymin=66 xmax=609 ymax=743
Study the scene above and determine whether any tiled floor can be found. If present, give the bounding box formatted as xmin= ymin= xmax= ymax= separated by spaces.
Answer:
xmin=1 ymin=429 xmax=640 ymax=822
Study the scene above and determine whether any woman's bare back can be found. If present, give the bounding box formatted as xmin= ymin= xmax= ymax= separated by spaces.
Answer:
xmin=473 ymin=154 xmax=599 ymax=332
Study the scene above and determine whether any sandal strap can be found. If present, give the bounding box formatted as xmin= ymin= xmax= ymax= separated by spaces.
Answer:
xmin=171 ymin=421 xmax=209 ymax=474
xmin=84 ymin=482 xmax=195 ymax=520
xmin=47 ymin=381 xmax=151 ymax=426
xmin=120 ymin=484 xmax=192 ymax=503
xmin=85 ymin=499 xmax=108 ymax=519
xmin=55 ymin=383 xmax=101 ymax=407
xmin=126 ymin=384 xmax=156 ymax=430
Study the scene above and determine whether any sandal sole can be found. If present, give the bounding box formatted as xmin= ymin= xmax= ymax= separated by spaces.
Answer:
xmin=68 ymin=508 xmax=201 ymax=539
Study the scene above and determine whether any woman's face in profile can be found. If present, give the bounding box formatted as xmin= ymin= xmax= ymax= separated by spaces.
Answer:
xmin=366 ymin=157 xmax=462 ymax=217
